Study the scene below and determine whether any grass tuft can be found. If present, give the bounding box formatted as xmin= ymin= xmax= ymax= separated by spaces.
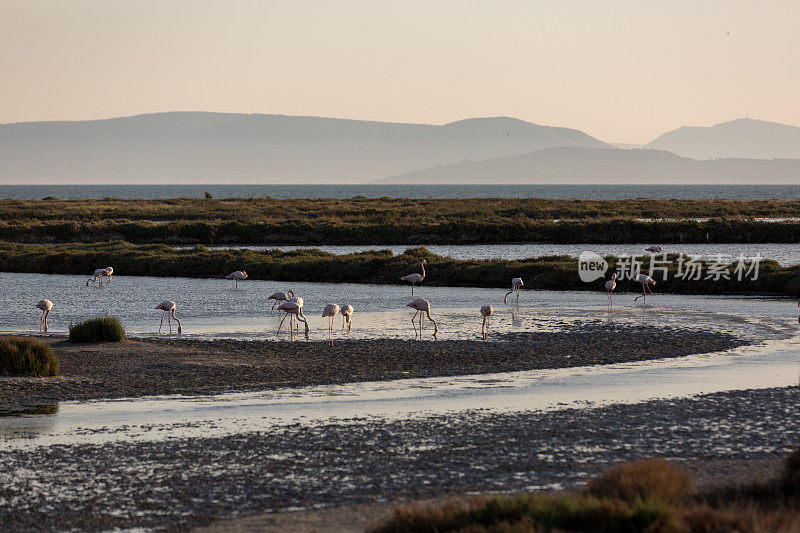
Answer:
xmin=69 ymin=316 xmax=125 ymax=343
xmin=0 ymin=336 xmax=59 ymax=376
xmin=586 ymin=458 xmax=693 ymax=504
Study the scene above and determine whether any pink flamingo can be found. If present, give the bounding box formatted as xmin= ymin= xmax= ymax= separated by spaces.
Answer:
xmin=322 ymin=303 xmax=340 ymax=332
xmin=277 ymin=298 xmax=309 ymax=338
xmin=226 ymin=270 xmax=247 ymax=290
xmin=504 ymin=278 xmax=524 ymax=304
xmin=268 ymin=290 xmax=295 ymax=315
xmin=605 ymin=273 xmax=617 ymax=307
xmin=644 ymin=246 xmax=662 ymax=253
xmin=480 ymin=305 xmax=493 ymax=340
xmin=400 ymin=259 xmax=426 ymax=295
xmin=633 ymin=273 xmax=656 ymax=303
xmin=36 ymin=299 xmax=53 ymax=333
xmin=86 ymin=268 xmax=108 ymax=286
xmin=407 ymin=297 xmax=438 ymax=336
xmin=340 ymin=305 xmax=354 ymax=334
xmin=156 ymin=300 xmax=182 ymax=334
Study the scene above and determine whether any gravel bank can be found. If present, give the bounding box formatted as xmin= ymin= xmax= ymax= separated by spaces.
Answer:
xmin=0 ymin=387 xmax=797 ymax=531
xmin=0 ymin=323 xmax=745 ymax=410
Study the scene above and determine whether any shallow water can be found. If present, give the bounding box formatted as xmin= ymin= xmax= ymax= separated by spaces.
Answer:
xmin=1 ymin=325 xmax=798 ymax=450
xmin=0 ymin=272 xmax=793 ymax=341
xmin=1 ymin=273 xmax=799 ymax=450
xmin=175 ymin=243 xmax=800 ymax=266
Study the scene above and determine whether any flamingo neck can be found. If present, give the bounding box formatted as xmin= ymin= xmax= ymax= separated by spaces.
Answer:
xmin=420 ymin=261 xmax=425 ymax=279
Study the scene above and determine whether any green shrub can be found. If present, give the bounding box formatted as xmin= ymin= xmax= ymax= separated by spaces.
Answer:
xmin=69 ymin=316 xmax=125 ymax=343
xmin=0 ymin=336 xmax=59 ymax=376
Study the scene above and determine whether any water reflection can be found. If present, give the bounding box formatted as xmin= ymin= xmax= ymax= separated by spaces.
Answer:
xmin=0 ymin=404 xmax=59 ymax=440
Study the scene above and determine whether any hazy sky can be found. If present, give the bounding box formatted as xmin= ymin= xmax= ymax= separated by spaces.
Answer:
xmin=2 ymin=1 xmax=799 ymax=143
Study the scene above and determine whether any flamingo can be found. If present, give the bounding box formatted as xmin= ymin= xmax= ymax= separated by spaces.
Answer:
xmin=644 ymin=246 xmax=662 ymax=253
xmin=340 ymin=304 xmax=354 ymax=334
xmin=605 ymin=273 xmax=617 ymax=307
xmin=36 ymin=299 xmax=53 ymax=333
xmin=277 ymin=299 xmax=309 ymax=338
xmin=633 ymin=273 xmax=656 ymax=303
xmin=407 ymin=297 xmax=438 ymax=336
xmin=322 ymin=303 xmax=340 ymax=332
xmin=268 ymin=290 xmax=295 ymax=315
xmin=480 ymin=305 xmax=493 ymax=340
xmin=226 ymin=270 xmax=247 ymax=290
xmin=104 ymin=266 xmax=114 ymax=283
xmin=400 ymin=259 xmax=426 ymax=295
xmin=155 ymin=300 xmax=182 ymax=334
xmin=504 ymin=278 xmax=524 ymax=304
xmin=86 ymin=268 xmax=108 ymax=286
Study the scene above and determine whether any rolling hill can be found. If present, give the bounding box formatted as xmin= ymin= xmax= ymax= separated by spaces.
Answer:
xmin=377 ymin=146 xmax=800 ymax=184
xmin=0 ymin=112 xmax=607 ymax=183
xmin=646 ymin=118 xmax=800 ymax=160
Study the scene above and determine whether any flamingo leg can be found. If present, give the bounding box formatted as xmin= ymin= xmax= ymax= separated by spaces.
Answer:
xmin=159 ymin=310 xmax=166 ymax=333
xmin=271 ymin=301 xmax=276 ymax=316
xmin=411 ymin=310 xmax=419 ymax=335
xmin=516 ymin=288 xmax=519 ymax=303
xmin=278 ymin=313 xmax=289 ymax=333
xmin=44 ymin=310 xmax=49 ymax=333
xmin=168 ymin=313 xmax=172 ymax=334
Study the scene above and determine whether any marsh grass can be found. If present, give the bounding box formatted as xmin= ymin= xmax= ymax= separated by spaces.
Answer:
xmin=0 ymin=336 xmax=59 ymax=376
xmin=3 ymin=197 xmax=800 ymax=244
xmin=370 ymin=454 xmax=800 ymax=533
xmin=69 ymin=316 xmax=125 ymax=343
xmin=0 ymin=242 xmax=797 ymax=296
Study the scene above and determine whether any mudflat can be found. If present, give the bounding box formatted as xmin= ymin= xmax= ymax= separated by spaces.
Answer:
xmin=0 ymin=324 xmax=744 ymax=410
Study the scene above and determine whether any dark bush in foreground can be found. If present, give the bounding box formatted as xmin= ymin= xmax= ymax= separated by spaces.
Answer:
xmin=370 ymin=454 xmax=800 ymax=533
xmin=69 ymin=316 xmax=125 ymax=343
xmin=0 ymin=336 xmax=59 ymax=376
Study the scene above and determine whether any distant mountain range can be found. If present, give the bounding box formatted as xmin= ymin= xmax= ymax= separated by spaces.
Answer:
xmin=645 ymin=118 xmax=800 ymax=160
xmin=0 ymin=112 xmax=606 ymax=183
xmin=2 ymin=112 xmax=800 ymax=184
xmin=377 ymin=147 xmax=800 ymax=184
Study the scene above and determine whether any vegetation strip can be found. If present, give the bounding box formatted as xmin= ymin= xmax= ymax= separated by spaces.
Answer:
xmin=3 ymin=197 xmax=800 ymax=244
xmin=0 ymin=241 xmax=797 ymax=295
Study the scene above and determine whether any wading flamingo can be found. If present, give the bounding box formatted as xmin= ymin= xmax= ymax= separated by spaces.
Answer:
xmin=605 ymin=273 xmax=617 ymax=307
xmin=226 ymin=270 xmax=247 ymax=290
xmin=340 ymin=305 xmax=354 ymax=334
xmin=407 ymin=297 xmax=438 ymax=336
xmin=36 ymin=299 xmax=53 ymax=333
xmin=277 ymin=299 xmax=309 ymax=338
xmin=480 ymin=305 xmax=493 ymax=340
xmin=156 ymin=300 xmax=182 ymax=334
xmin=268 ymin=290 xmax=295 ymax=315
xmin=322 ymin=303 xmax=340 ymax=332
xmin=644 ymin=246 xmax=662 ymax=253
xmin=504 ymin=278 xmax=524 ymax=304
xmin=104 ymin=266 xmax=114 ymax=283
xmin=86 ymin=268 xmax=108 ymax=286
xmin=633 ymin=273 xmax=656 ymax=303
xmin=400 ymin=259 xmax=426 ymax=295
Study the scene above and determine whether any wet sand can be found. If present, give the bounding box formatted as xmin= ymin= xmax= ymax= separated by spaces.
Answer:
xmin=0 ymin=323 xmax=745 ymax=410
xmin=1 ymin=387 xmax=797 ymax=531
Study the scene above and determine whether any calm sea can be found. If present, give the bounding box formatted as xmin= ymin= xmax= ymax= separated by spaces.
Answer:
xmin=1 ymin=184 xmax=800 ymax=200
